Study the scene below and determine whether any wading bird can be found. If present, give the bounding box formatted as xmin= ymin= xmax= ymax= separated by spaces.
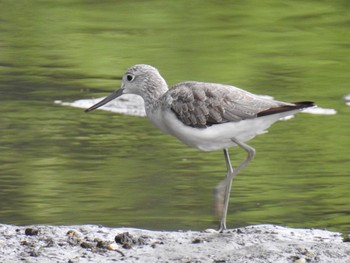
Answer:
xmin=85 ymin=64 xmax=314 ymax=232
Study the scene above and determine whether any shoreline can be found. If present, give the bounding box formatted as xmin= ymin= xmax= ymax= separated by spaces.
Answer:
xmin=1 ymin=224 xmax=349 ymax=263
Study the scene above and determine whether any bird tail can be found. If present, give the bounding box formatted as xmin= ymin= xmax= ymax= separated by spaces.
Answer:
xmin=257 ymin=101 xmax=315 ymax=117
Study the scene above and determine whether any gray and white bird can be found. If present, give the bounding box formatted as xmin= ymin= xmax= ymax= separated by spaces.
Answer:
xmin=85 ymin=64 xmax=314 ymax=232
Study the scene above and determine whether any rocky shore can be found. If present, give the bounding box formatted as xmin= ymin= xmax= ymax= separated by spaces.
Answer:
xmin=1 ymin=224 xmax=349 ymax=263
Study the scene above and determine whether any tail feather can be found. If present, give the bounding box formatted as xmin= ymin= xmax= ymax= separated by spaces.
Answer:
xmin=257 ymin=101 xmax=315 ymax=117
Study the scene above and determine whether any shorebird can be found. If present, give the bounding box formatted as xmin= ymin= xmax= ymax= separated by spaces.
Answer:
xmin=85 ymin=64 xmax=314 ymax=232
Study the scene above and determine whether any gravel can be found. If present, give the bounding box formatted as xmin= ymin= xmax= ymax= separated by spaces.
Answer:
xmin=1 ymin=224 xmax=349 ymax=263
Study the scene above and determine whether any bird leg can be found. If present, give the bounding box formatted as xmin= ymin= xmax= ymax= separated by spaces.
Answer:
xmin=214 ymin=148 xmax=233 ymax=231
xmin=214 ymin=139 xmax=256 ymax=232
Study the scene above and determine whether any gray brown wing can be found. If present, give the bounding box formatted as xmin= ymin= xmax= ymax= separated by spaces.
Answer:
xmin=162 ymin=81 xmax=293 ymax=128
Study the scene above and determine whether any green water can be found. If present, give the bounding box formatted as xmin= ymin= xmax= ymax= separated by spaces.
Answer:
xmin=0 ymin=1 xmax=349 ymax=234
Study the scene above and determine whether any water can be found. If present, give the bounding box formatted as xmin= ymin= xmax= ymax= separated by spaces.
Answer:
xmin=0 ymin=1 xmax=349 ymax=234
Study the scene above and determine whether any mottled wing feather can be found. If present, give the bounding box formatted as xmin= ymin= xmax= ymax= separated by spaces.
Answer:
xmin=163 ymin=81 xmax=296 ymax=128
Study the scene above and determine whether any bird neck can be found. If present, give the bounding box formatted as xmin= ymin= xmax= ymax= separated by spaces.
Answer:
xmin=143 ymin=77 xmax=168 ymax=114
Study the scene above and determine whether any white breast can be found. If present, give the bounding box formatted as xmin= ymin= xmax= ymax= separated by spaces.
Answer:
xmin=152 ymin=108 xmax=300 ymax=152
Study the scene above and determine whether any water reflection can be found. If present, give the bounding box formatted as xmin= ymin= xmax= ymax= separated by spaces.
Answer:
xmin=0 ymin=0 xmax=349 ymax=234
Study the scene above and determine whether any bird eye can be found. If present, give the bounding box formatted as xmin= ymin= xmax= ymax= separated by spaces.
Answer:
xmin=126 ymin=74 xmax=134 ymax=82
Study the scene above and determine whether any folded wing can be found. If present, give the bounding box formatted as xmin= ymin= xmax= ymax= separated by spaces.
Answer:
xmin=163 ymin=81 xmax=314 ymax=128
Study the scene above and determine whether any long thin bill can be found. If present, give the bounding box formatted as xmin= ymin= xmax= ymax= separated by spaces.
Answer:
xmin=85 ymin=88 xmax=124 ymax=112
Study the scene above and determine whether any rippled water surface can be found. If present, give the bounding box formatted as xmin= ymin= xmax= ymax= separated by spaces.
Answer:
xmin=0 ymin=1 xmax=349 ymax=233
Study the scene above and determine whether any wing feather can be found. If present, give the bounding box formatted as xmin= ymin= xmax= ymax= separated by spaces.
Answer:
xmin=162 ymin=81 xmax=298 ymax=128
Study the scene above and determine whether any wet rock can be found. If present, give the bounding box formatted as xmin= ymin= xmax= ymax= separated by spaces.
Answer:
xmin=66 ymin=230 xmax=81 ymax=238
xmin=192 ymin=238 xmax=202 ymax=244
xmin=67 ymin=230 xmax=82 ymax=246
xmin=114 ymin=232 xmax=133 ymax=245
xmin=29 ymin=249 xmax=40 ymax=257
xmin=96 ymin=240 xmax=112 ymax=249
xmin=25 ymin=228 xmax=39 ymax=236
xmin=20 ymin=240 xmax=30 ymax=246
xmin=235 ymin=228 xmax=244 ymax=234
xmin=114 ymin=232 xmax=148 ymax=249
xmin=45 ymin=237 xmax=55 ymax=247
xmin=343 ymin=236 xmax=350 ymax=242
xmin=80 ymin=241 xmax=94 ymax=249
xmin=151 ymin=241 xmax=164 ymax=248
xmin=122 ymin=242 xmax=132 ymax=249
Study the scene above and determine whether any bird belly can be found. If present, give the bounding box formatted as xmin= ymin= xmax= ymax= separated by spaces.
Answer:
xmin=159 ymin=110 xmax=299 ymax=151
